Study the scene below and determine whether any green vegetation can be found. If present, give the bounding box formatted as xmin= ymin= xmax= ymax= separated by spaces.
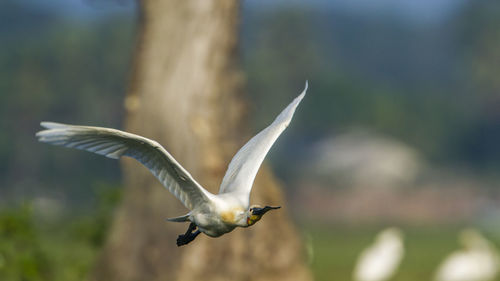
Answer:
xmin=0 ymin=205 xmax=50 ymax=281
xmin=0 ymin=185 xmax=121 ymax=281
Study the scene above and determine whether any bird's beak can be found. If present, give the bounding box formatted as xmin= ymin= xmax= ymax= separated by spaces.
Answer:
xmin=252 ymin=206 xmax=281 ymax=216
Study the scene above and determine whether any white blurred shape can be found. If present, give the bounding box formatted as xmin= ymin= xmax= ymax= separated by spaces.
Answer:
xmin=308 ymin=130 xmax=421 ymax=188
xmin=434 ymin=229 xmax=500 ymax=281
xmin=353 ymin=227 xmax=405 ymax=281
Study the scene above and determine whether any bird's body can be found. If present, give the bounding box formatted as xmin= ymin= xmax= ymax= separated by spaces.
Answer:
xmin=353 ymin=227 xmax=404 ymax=281
xmin=184 ymin=193 xmax=247 ymax=237
xmin=434 ymin=229 xmax=500 ymax=281
xmin=37 ymin=82 xmax=308 ymax=245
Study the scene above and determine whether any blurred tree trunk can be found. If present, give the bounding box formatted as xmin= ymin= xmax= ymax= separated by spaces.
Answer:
xmin=92 ymin=1 xmax=311 ymax=281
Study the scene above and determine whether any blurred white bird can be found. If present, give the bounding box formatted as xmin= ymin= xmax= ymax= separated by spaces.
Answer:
xmin=36 ymin=82 xmax=307 ymax=246
xmin=353 ymin=227 xmax=405 ymax=281
xmin=434 ymin=228 xmax=500 ymax=281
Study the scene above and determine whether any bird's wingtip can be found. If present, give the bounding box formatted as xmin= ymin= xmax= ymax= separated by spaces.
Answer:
xmin=40 ymin=121 xmax=68 ymax=129
xmin=296 ymin=80 xmax=308 ymax=101
xmin=301 ymin=80 xmax=308 ymax=96
xmin=37 ymin=122 xmax=70 ymax=140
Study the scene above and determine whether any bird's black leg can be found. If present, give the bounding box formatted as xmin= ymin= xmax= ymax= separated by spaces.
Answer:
xmin=177 ymin=230 xmax=201 ymax=246
xmin=176 ymin=222 xmax=200 ymax=246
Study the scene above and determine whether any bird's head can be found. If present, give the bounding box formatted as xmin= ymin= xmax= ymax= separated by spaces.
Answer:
xmin=247 ymin=205 xmax=281 ymax=226
xmin=459 ymin=228 xmax=490 ymax=250
xmin=377 ymin=227 xmax=403 ymax=242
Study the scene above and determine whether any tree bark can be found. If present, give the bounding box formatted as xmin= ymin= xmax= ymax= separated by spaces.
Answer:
xmin=92 ymin=1 xmax=311 ymax=280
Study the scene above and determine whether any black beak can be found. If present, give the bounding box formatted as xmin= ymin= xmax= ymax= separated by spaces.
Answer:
xmin=253 ymin=206 xmax=281 ymax=216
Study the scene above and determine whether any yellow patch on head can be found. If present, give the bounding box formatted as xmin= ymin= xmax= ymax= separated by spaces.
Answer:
xmin=247 ymin=214 xmax=262 ymax=226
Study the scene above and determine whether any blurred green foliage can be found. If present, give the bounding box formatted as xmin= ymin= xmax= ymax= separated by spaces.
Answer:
xmin=0 ymin=184 xmax=121 ymax=281
xmin=0 ymin=205 xmax=50 ymax=281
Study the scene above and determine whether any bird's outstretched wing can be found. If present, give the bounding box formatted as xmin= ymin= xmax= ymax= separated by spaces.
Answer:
xmin=36 ymin=122 xmax=214 ymax=210
xmin=218 ymin=81 xmax=308 ymax=203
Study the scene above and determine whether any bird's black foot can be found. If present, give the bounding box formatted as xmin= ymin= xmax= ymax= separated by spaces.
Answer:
xmin=176 ymin=222 xmax=201 ymax=247
xmin=176 ymin=230 xmax=200 ymax=246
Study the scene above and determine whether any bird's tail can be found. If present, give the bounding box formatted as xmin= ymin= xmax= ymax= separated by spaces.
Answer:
xmin=166 ymin=214 xmax=190 ymax=222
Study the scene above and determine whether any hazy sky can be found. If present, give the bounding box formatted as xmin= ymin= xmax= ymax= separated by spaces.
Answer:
xmin=19 ymin=0 xmax=468 ymax=25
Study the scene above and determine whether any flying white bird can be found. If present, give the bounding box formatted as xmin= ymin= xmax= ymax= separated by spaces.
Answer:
xmin=434 ymin=228 xmax=500 ymax=281
xmin=36 ymin=81 xmax=308 ymax=246
xmin=353 ymin=227 xmax=405 ymax=281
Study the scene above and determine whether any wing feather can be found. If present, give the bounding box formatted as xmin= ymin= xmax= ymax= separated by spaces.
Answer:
xmin=36 ymin=122 xmax=213 ymax=210
xmin=218 ymin=81 xmax=308 ymax=203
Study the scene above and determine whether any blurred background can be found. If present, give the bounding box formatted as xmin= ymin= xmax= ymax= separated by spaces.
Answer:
xmin=1 ymin=0 xmax=500 ymax=280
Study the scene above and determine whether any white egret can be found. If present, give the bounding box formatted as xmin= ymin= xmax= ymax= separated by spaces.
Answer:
xmin=353 ymin=227 xmax=404 ymax=281
xmin=36 ymin=81 xmax=308 ymax=246
xmin=434 ymin=228 xmax=500 ymax=281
